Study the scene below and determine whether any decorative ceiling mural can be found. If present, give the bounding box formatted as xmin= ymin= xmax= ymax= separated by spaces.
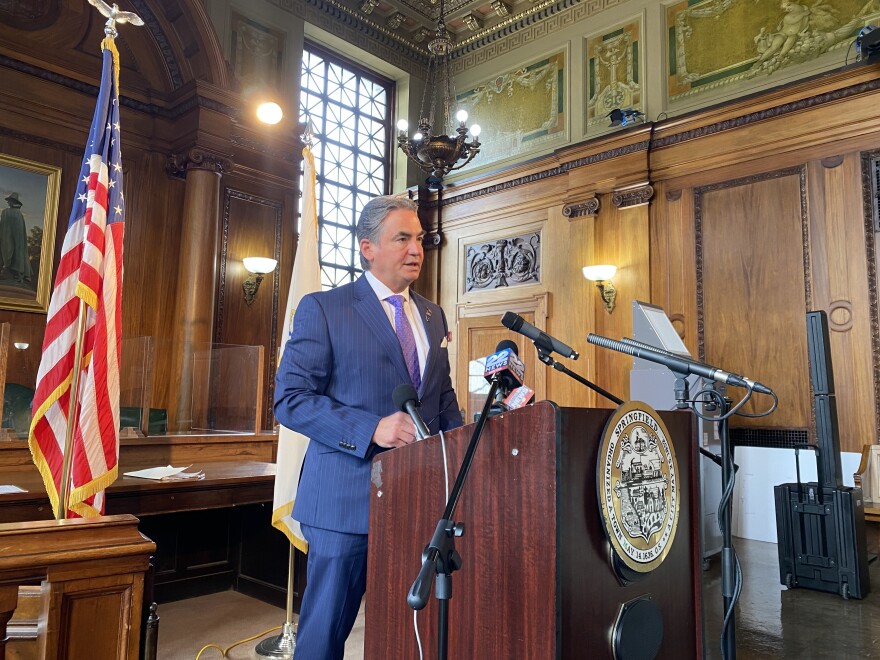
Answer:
xmin=667 ymin=0 xmax=880 ymax=101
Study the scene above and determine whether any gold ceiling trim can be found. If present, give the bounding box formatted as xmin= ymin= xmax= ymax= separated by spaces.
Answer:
xmin=452 ymin=0 xmax=559 ymax=50
xmin=308 ymin=0 xmax=431 ymax=56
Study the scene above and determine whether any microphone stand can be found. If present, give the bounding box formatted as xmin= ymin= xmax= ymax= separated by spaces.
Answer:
xmin=667 ymin=367 xmax=739 ymax=659
xmin=717 ymin=395 xmax=736 ymax=660
xmin=407 ymin=377 xmax=502 ymax=660
xmin=532 ymin=337 xmax=623 ymax=406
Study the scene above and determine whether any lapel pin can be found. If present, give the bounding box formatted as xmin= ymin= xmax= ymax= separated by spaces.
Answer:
xmin=425 ymin=308 xmax=433 ymax=322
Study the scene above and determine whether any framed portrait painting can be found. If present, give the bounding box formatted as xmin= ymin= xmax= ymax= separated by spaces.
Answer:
xmin=0 ymin=154 xmax=60 ymax=313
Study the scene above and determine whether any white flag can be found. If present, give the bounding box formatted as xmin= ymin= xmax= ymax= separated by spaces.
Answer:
xmin=272 ymin=144 xmax=321 ymax=552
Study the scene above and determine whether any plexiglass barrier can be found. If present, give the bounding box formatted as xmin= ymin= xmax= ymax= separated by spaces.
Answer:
xmin=0 ymin=331 xmax=265 ymax=439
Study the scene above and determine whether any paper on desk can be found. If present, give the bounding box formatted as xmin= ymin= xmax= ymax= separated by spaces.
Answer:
xmin=161 ymin=471 xmax=204 ymax=482
xmin=0 ymin=484 xmax=26 ymax=494
xmin=124 ymin=465 xmax=193 ymax=480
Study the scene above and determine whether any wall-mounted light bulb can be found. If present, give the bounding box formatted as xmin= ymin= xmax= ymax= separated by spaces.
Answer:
xmin=256 ymin=102 xmax=283 ymax=125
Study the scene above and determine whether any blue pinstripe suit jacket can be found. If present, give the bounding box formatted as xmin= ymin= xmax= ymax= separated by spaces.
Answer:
xmin=274 ymin=274 xmax=463 ymax=535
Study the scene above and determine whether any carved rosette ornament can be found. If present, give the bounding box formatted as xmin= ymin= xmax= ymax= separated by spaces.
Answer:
xmin=166 ymin=148 xmax=233 ymax=178
xmin=562 ymin=197 xmax=600 ymax=220
xmin=612 ymin=184 xmax=654 ymax=209
xmin=465 ymin=233 xmax=541 ymax=292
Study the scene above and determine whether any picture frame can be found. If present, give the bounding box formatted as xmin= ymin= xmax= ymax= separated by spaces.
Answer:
xmin=0 ymin=154 xmax=60 ymax=313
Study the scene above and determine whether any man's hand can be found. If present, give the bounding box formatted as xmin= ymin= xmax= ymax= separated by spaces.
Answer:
xmin=372 ymin=412 xmax=417 ymax=448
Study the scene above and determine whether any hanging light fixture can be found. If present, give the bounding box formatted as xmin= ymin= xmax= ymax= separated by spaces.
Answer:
xmin=396 ymin=0 xmax=481 ymax=189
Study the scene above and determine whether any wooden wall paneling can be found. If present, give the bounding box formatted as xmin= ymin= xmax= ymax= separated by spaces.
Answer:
xmin=804 ymin=153 xmax=876 ymax=452
xmin=455 ymin=295 xmax=548 ymax=423
xmin=589 ymin=200 xmax=652 ymax=406
xmin=215 ymin=189 xmax=282 ymax=430
xmin=861 ymin=150 xmax=880 ymax=443
xmin=547 ymin=200 xmax=599 ymax=408
xmin=124 ymin=151 xmax=187 ymax=424
xmin=697 ymin=170 xmax=812 ymax=430
xmin=650 ymin=183 xmax=698 ymax=355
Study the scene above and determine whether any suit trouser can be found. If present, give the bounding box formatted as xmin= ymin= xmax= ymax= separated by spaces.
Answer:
xmin=296 ymin=523 xmax=368 ymax=660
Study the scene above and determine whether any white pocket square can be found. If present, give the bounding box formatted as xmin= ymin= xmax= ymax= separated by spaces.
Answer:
xmin=440 ymin=337 xmax=448 ymax=348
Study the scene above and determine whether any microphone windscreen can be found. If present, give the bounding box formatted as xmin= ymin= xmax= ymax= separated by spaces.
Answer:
xmin=501 ymin=311 xmax=521 ymax=331
xmin=392 ymin=383 xmax=419 ymax=412
xmin=495 ymin=339 xmax=519 ymax=356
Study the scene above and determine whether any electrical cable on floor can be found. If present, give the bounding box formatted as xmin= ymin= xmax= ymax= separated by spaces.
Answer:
xmin=194 ymin=626 xmax=281 ymax=659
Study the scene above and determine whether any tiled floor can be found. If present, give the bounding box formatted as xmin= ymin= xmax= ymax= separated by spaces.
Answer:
xmin=159 ymin=537 xmax=880 ymax=659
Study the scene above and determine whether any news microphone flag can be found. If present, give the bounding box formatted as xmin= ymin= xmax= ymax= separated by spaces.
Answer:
xmin=28 ymin=37 xmax=126 ymax=518
xmin=272 ymin=144 xmax=320 ymax=553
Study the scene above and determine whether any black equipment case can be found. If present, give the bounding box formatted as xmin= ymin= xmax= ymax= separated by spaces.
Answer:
xmin=774 ymin=449 xmax=870 ymax=599
xmin=774 ymin=311 xmax=870 ymax=599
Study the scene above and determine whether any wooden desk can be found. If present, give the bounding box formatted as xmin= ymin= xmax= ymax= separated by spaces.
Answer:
xmin=865 ymin=500 xmax=880 ymax=523
xmin=0 ymin=461 xmax=293 ymax=605
xmin=0 ymin=460 xmax=276 ymax=522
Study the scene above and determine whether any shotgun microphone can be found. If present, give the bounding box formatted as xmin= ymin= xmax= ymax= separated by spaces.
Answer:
xmin=588 ymin=333 xmax=773 ymax=395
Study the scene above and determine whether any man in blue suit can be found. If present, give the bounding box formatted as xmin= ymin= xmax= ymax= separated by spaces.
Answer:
xmin=275 ymin=195 xmax=463 ymax=659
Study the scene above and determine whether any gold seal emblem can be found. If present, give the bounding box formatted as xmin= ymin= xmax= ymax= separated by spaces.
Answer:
xmin=598 ymin=401 xmax=680 ymax=573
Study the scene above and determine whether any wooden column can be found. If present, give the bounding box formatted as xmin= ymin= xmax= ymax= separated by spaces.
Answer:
xmin=166 ymin=150 xmax=231 ymax=432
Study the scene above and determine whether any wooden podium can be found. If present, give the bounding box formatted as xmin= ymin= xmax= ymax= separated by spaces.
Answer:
xmin=365 ymin=402 xmax=702 ymax=659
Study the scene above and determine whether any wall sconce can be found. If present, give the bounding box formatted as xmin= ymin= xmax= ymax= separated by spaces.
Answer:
xmin=582 ymin=265 xmax=618 ymax=314
xmin=242 ymin=257 xmax=278 ymax=306
xmin=256 ymin=101 xmax=283 ymax=125
xmin=13 ymin=342 xmax=28 ymax=350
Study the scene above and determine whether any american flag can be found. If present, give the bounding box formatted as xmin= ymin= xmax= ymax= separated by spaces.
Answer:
xmin=28 ymin=38 xmax=125 ymax=519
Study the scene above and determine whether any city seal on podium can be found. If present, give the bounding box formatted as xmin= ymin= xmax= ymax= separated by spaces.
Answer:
xmin=597 ymin=401 xmax=680 ymax=574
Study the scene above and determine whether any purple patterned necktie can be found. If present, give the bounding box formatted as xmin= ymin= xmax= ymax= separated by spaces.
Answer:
xmin=386 ymin=295 xmax=421 ymax=391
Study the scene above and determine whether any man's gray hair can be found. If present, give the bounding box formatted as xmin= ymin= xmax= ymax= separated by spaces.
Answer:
xmin=356 ymin=195 xmax=418 ymax=270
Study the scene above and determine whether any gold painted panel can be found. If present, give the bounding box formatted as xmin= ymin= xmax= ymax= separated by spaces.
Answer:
xmin=456 ymin=50 xmax=566 ymax=169
xmin=666 ymin=0 xmax=879 ymax=102
xmin=586 ymin=16 xmax=644 ymax=131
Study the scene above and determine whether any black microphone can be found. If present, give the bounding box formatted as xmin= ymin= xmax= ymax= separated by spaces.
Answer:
xmin=392 ymin=383 xmax=430 ymax=440
xmin=482 ymin=340 xmax=525 ymax=418
xmin=501 ymin=311 xmax=579 ymax=359
xmin=483 ymin=340 xmax=525 ymax=395
xmin=588 ymin=333 xmax=773 ymax=395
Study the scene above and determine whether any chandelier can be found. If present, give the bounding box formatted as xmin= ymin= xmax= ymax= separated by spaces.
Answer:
xmin=396 ymin=0 xmax=481 ymax=189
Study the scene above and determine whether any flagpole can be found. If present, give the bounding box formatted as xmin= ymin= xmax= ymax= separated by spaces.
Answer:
xmin=255 ymin=547 xmax=297 ymax=657
xmin=257 ymin=122 xmax=320 ymax=660
xmin=56 ymin=299 xmax=89 ymax=520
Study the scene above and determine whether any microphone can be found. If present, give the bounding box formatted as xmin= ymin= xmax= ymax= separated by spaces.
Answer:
xmin=483 ymin=340 xmax=525 ymax=395
xmin=392 ymin=383 xmax=430 ymax=440
xmin=503 ymin=385 xmax=535 ymax=410
xmin=501 ymin=311 xmax=579 ymax=359
xmin=587 ymin=333 xmax=773 ymax=395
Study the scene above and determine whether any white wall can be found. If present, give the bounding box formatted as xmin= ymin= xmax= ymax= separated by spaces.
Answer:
xmin=732 ymin=447 xmax=862 ymax=543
